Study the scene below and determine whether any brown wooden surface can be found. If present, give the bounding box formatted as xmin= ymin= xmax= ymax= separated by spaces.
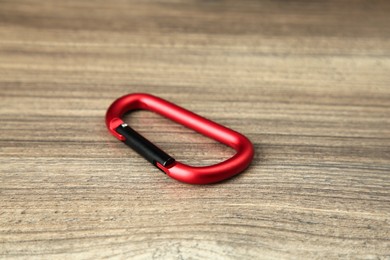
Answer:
xmin=1 ymin=0 xmax=390 ymax=259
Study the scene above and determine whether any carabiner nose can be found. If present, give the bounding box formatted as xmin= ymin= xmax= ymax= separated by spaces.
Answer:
xmin=106 ymin=93 xmax=254 ymax=184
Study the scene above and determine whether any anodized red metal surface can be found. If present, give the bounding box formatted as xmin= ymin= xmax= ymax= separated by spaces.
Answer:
xmin=106 ymin=93 xmax=254 ymax=184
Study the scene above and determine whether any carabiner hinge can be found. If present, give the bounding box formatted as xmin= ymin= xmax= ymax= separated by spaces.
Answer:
xmin=115 ymin=123 xmax=175 ymax=168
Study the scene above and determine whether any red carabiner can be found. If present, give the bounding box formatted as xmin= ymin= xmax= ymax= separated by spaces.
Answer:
xmin=106 ymin=93 xmax=254 ymax=184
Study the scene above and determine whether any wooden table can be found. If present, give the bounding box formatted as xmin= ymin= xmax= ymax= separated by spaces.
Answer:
xmin=1 ymin=0 xmax=389 ymax=258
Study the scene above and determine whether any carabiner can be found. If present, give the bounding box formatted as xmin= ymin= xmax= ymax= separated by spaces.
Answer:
xmin=105 ymin=93 xmax=254 ymax=184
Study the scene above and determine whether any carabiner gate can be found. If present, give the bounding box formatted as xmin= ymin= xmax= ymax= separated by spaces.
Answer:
xmin=106 ymin=93 xmax=254 ymax=184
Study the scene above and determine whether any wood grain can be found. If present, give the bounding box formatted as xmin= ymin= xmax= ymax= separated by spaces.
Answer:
xmin=1 ymin=0 xmax=389 ymax=259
